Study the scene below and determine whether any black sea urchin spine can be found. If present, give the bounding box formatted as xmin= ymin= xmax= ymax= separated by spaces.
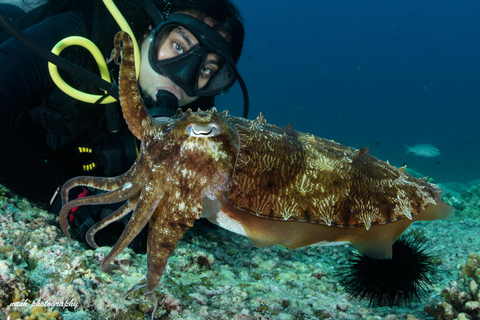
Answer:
xmin=338 ymin=232 xmax=439 ymax=306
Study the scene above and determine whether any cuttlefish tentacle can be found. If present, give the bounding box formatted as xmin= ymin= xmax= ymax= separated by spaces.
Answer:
xmin=123 ymin=282 xmax=156 ymax=319
xmin=127 ymin=199 xmax=200 ymax=318
xmin=114 ymin=31 xmax=153 ymax=141
xmin=100 ymin=182 xmax=164 ymax=273
xmin=85 ymin=196 xmax=139 ymax=249
xmin=61 ymin=170 xmax=138 ymax=206
xmin=145 ymin=202 xmax=199 ymax=293
xmin=59 ymin=181 xmax=142 ymax=241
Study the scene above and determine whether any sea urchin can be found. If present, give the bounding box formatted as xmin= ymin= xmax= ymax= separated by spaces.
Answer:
xmin=338 ymin=231 xmax=439 ymax=306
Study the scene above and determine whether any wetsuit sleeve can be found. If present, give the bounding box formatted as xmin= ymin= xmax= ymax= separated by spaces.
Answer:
xmin=0 ymin=10 xmax=91 ymax=111
xmin=0 ymin=10 xmax=91 ymax=207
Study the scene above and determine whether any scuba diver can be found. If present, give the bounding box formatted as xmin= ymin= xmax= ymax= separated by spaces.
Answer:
xmin=0 ymin=0 xmax=247 ymax=246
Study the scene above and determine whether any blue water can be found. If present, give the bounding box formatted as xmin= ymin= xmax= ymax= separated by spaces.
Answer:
xmin=217 ymin=0 xmax=480 ymax=183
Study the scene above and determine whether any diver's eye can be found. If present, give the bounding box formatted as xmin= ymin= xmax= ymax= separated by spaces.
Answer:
xmin=201 ymin=66 xmax=213 ymax=77
xmin=172 ymin=42 xmax=184 ymax=54
xmin=200 ymin=62 xmax=220 ymax=80
xmin=185 ymin=123 xmax=222 ymax=137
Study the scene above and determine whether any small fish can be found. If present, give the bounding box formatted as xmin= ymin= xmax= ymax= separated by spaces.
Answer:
xmin=404 ymin=144 xmax=440 ymax=157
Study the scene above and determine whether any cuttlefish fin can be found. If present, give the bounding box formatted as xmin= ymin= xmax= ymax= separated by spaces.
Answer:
xmin=350 ymin=198 xmax=453 ymax=259
xmin=218 ymin=193 xmax=453 ymax=260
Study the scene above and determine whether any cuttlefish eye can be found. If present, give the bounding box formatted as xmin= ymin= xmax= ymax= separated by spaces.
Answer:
xmin=185 ymin=123 xmax=222 ymax=137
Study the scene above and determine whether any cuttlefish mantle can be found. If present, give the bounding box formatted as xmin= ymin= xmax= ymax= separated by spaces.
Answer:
xmin=59 ymin=31 xmax=453 ymax=318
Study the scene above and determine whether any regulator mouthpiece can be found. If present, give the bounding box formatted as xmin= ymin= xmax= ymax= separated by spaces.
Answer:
xmin=147 ymin=90 xmax=179 ymax=118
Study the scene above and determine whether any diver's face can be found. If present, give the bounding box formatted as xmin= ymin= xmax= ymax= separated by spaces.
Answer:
xmin=138 ymin=25 xmax=223 ymax=107
xmin=138 ymin=37 xmax=194 ymax=107
xmin=157 ymin=26 xmax=222 ymax=90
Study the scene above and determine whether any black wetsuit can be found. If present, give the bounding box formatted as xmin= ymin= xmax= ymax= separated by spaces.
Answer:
xmin=0 ymin=2 xmax=214 ymax=212
xmin=0 ymin=3 xmax=133 ymax=208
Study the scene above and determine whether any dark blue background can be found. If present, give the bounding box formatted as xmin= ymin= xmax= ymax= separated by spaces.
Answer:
xmin=217 ymin=0 xmax=480 ymax=183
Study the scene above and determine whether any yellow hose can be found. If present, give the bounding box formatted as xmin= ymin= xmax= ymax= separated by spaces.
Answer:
xmin=48 ymin=0 xmax=141 ymax=104
xmin=48 ymin=36 xmax=116 ymax=104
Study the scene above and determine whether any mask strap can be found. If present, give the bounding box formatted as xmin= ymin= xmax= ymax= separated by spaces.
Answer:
xmin=139 ymin=0 xmax=166 ymax=24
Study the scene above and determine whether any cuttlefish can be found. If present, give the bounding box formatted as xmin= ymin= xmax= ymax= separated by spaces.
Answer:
xmin=59 ymin=31 xmax=453 ymax=316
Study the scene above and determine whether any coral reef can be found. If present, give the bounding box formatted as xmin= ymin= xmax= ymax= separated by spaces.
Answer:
xmin=0 ymin=181 xmax=479 ymax=319
xmin=0 ymin=186 xmax=144 ymax=319
xmin=425 ymin=252 xmax=480 ymax=320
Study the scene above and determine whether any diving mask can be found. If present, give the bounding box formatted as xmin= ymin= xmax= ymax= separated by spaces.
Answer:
xmin=148 ymin=13 xmax=237 ymax=97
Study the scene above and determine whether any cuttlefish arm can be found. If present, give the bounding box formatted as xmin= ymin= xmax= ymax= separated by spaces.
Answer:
xmin=59 ymin=179 xmax=142 ymax=242
xmin=111 ymin=31 xmax=239 ymax=320
xmin=110 ymin=31 xmax=153 ymax=141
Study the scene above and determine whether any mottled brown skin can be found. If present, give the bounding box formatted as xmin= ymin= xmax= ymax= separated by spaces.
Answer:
xmin=59 ymin=32 xmax=239 ymax=315
xmin=59 ymin=31 xmax=453 ymax=317
xmin=218 ymin=116 xmax=453 ymax=258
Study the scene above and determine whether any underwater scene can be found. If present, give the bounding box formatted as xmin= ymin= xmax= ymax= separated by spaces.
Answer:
xmin=1 ymin=0 xmax=480 ymax=320
xmin=220 ymin=0 xmax=480 ymax=184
